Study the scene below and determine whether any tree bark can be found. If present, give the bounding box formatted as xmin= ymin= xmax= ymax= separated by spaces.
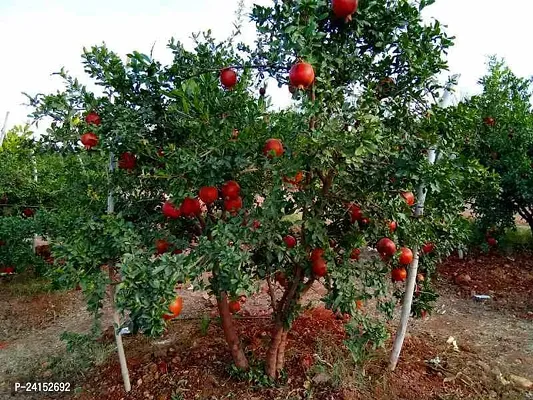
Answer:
xmin=265 ymin=323 xmax=284 ymax=378
xmin=217 ymin=292 xmax=249 ymax=370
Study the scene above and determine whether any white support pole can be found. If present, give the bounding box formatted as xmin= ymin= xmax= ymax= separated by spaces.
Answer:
xmin=0 ymin=111 xmax=10 ymax=147
xmin=389 ymin=80 xmax=457 ymax=371
xmin=107 ymin=152 xmax=131 ymax=392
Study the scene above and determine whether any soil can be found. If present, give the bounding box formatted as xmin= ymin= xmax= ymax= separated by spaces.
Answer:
xmin=0 ymin=252 xmax=532 ymax=400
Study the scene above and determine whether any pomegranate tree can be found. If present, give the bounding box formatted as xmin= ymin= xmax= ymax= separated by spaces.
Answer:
xmin=27 ymin=0 xmax=488 ymax=386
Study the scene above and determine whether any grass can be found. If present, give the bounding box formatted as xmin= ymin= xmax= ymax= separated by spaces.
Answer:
xmin=500 ymin=225 xmax=533 ymax=252
xmin=1 ymin=274 xmax=55 ymax=297
xmin=45 ymin=331 xmax=114 ymax=382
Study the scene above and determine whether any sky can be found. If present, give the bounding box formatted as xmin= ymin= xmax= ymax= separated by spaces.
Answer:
xmin=1 ymin=0 xmax=532 ymax=134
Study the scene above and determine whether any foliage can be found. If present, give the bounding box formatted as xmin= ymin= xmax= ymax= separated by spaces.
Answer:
xmin=25 ymin=0 xmax=489 ymax=378
xmin=459 ymin=57 xmax=533 ymax=237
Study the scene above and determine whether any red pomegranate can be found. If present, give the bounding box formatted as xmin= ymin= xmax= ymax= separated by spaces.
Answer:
xmin=389 ymin=221 xmax=397 ymax=232
xmin=401 ymin=191 xmax=415 ymax=206
xmin=289 ymin=62 xmax=315 ymax=90
xmin=487 ymin=237 xmax=498 ymax=247
xmin=376 ymin=238 xmax=396 ymax=257
xmin=332 ymin=0 xmax=358 ymax=22
xmin=220 ymin=68 xmax=237 ymax=89
xmin=391 ymin=268 xmax=407 ymax=282
xmin=162 ymin=201 xmax=181 ymax=219
xmin=85 ymin=111 xmax=101 ymax=126
xmin=199 ymin=186 xmax=218 ymax=204
xmin=228 ymin=300 xmax=241 ymax=313
xmin=310 ymin=248 xmax=325 ymax=261
xmin=398 ymin=247 xmax=413 ymax=265
xmin=118 ymin=152 xmax=136 ymax=170
xmin=155 ymin=239 xmax=171 ymax=254
xmin=283 ymin=235 xmax=297 ymax=248
xmin=422 ymin=242 xmax=435 ymax=254
xmin=263 ymin=138 xmax=284 ymax=158
xmin=81 ymin=132 xmax=98 ymax=149
xmin=22 ymin=208 xmax=35 ymax=218
xmin=348 ymin=203 xmax=363 ymax=222
xmin=350 ymin=248 xmax=361 ymax=260
xmin=312 ymin=258 xmax=328 ymax=277
xmin=221 ymin=181 xmax=241 ymax=200
xmin=224 ymin=196 xmax=243 ymax=214
xmin=180 ymin=197 xmax=202 ymax=217
xmin=483 ymin=116 xmax=496 ymax=127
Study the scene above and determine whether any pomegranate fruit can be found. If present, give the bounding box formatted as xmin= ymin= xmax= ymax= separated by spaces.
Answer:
xmin=483 ymin=116 xmax=496 ymax=126
xmin=283 ymin=171 xmax=304 ymax=185
xmin=389 ymin=221 xmax=397 ymax=232
xmin=199 ymin=186 xmax=218 ymax=204
xmin=289 ymin=62 xmax=315 ymax=90
xmin=163 ymin=296 xmax=183 ymax=320
xmin=391 ymin=268 xmax=407 ymax=282
xmin=259 ymin=87 xmax=266 ymax=96
xmin=118 ymin=152 xmax=136 ymax=170
xmin=22 ymin=208 xmax=34 ymax=217
xmin=283 ymin=235 xmax=297 ymax=248
xmin=348 ymin=203 xmax=363 ymax=222
xmin=310 ymin=248 xmax=325 ymax=261
xmin=220 ymin=68 xmax=237 ymax=89
xmin=398 ymin=247 xmax=413 ymax=265
xmin=422 ymin=242 xmax=435 ymax=254
xmin=180 ymin=197 xmax=201 ymax=217
xmin=228 ymin=300 xmax=241 ymax=313
xmin=487 ymin=237 xmax=498 ymax=247
xmin=155 ymin=239 xmax=170 ymax=254
xmin=85 ymin=111 xmax=101 ymax=126
xmin=263 ymin=138 xmax=284 ymax=158
xmin=312 ymin=258 xmax=328 ymax=277
xmin=376 ymin=237 xmax=396 ymax=256
xmin=332 ymin=0 xmax=358 ymax=22
xmin=81 ymin=132 xmax=98 ymax=149
xmin=224 ymin=196 xmax=243 ymax=214
xmin=221 ymin=181 xmax=240 ymax=199
xmin=162 ymin=201 xmax=181 ymax=219
xmin=401 ymin=191 xmax=415 ymax=206
xmin=350 ymin=248 xmax=361 ymax=260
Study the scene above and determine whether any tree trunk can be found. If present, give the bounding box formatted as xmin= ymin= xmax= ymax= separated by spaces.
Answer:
xmin=217 ymin=292 xmax=249 ymax=370
xmin=265 ymin=323 xmax=289 ymax=378
xmin=518 ymin=207 xmax=533 ymax=233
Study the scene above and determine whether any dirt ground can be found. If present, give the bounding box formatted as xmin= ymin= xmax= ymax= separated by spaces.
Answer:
xmin=1 ymin=253 xmax=532 ymax=400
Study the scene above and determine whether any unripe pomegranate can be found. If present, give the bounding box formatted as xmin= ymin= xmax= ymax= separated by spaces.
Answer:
xmin=289 ymin=62 xmax=315 ymax=90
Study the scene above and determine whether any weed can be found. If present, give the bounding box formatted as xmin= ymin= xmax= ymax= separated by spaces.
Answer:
xmin=46 ymin=331 xmax=114 ymax=381
xmin=199 ymin=313 xmax=211 ymax=336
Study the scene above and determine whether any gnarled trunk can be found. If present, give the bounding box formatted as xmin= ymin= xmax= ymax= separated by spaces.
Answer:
xmin=217 ymin=291 xmax=249 ymax=370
